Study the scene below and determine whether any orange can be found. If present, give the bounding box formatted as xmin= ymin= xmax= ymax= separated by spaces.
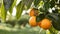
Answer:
xmin=37 ymin=21 xmax=41 ymax=27
xmin=38 ymin=18 xmax=51 ymax=30
xmin=29 ymin=8 xmax=39 ymax=16
xmin=29 ymin=16 xmax=37 ymax=27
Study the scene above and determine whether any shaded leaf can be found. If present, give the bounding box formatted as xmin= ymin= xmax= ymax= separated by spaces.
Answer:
xmin=49 ymin=0 xmax=55 ymax=8
xmin=52 ymin=8 xmax=58 ymax=13
xmin=23 ymin=0 xmax=33 ymax=10
xmin=9 ymin=0 xmax=16 ymax=14
xmin=34 ymin=0 xmax=41 ymax=7
xmin=36 ymin=14 xmax=45 ymax=22
xmin=3 ymin=0 xmax=14 ymax=11
xmin=43 ymin=0 xmax=50 ymax=2
xmin=46 ymin=13 xmax=60 ymax=31
xmin=43 ymin=2 xmax=50 ymax=11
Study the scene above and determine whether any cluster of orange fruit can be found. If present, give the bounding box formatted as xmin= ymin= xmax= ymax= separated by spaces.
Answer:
xmin=29 ymin=8 xmax=52 ymax=30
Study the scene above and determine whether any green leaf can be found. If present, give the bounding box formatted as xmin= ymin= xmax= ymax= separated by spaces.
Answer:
xmin=3 ymin=0 xmax=14 ymax=11
xmin=49 ymin=0 xmax=55 ymax=8
xmin=43 ymin=2 xmax=50 ymax=11
xmin=39 ymin=28 xmax=46 ymax=34
xmin=1 ymin=4 xmax=7 ymax=22
xmin=16 ymin=1 xmax=24 ymax=20
xmin=46 ymin=13 xmax=60 ymax=31
xmin=43 ymin=0 xmax=50 ymax=2
xmin=38 ymin=1 xmax=44 ymax=8
xmin=9 ymin=0 xmax=17 ymax=14
xmin=0 ymin=0 xmax=2 ymax=17
xmin=52 ymin=8 xmax=58 ymax=13
xmin=46 ymin=30 xmax=51 ymax=34
xmin=23 ymin=0 xmax=33 ymax=10
xmin=49 ymin=26 xmax=58 ymax=34
xmin=39 ymin=1 xmax=50 ymax=14
xmin=36 ymin=14 xmax=45 ymax=22
xmin=34 ymin=0 xmax=41 ymax=7
xmin=0 ymin=0 xmax=2 ymax=8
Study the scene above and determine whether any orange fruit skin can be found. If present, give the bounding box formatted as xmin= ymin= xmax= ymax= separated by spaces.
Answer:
xmin=29 ymin=16 xmax=37 ymax=27
xmin=37 ymin=21 xmax=41 ymax=27
xmin=29 ymin=8 xmax=38 ymax=16
xmin=29 ymin=9 xmax=35 ymax=16
xmin=38 ymin=18 xmax=51 ymax=30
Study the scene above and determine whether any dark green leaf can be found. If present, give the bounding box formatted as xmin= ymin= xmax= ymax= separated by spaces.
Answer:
xmin=36 ymin=14 xmax=45 ymax=22
xmin=43 ymin=0 xmax=50 ymax=2
xmin=23 ymin=0 xmax=33 ymax=10
xmin=46 ymin=13 xmax=60 ymax=31
xmin=43 ymin=2 xmax=50 ymax=11
xmin=34 ymin=0 xmax=41 ymax=7
xmin=9 ymin=0 xmax=16 ymax=14
xmin=3 ymin=0 xmax=14 ymax=11
xmin=52 ymin=8 xmax=58 ymax=13
xmin=39 ymin=8 xmax=49 ymax=15
xmin=49 ymin=0 xmax=55 ymax=8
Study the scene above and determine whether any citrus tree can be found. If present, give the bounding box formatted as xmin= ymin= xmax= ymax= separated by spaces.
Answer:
xmin=0 ymin=0 xmax=60 ymax=34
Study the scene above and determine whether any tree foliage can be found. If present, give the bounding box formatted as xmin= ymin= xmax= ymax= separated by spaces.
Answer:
xmin=0 ymin=0 xmax=60 ymax=34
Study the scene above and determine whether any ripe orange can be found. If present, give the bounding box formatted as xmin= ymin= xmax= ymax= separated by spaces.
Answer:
xmin=37 ymin=21 xmax=41 ymax=26
xmin=29 ymin=16 xmax=37 ymax=27
xmin=38 ymin=18 xmax=51 ymax=30
xmin=29 ymin=8 xmax=39 ymax=16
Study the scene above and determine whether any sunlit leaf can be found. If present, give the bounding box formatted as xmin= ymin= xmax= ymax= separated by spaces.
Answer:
xmin=1 ymin=4 xmax=7 ymax=22
xmin=16 ymin=1 xmax=24 ymax=20
xmin=38 ymin=1 xmax=44 ymax=9
xmin=49 ymin=26 xmax=58 ymax=34
xmin=0 ymin=0 xmax=2 ymax=8
xmin=39 ymin=28 xmax=46 ymax=34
